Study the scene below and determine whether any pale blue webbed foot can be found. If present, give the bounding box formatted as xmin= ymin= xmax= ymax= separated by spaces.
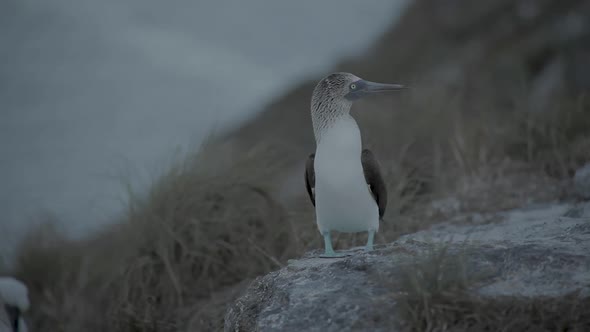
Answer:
xmin=319 ymin=231 xmax=349 ymax=258
xmin=365 ymin=229 xmax=375 ymax=252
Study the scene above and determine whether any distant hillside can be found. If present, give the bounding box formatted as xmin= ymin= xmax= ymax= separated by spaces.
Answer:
xmin=221 ymin=0 xmax=589 ymax=164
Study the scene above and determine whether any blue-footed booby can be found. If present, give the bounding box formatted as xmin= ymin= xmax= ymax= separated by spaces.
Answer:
xmin=305 ymin=72 xmax=404 ymax=258
xmin=0 ymin=277 xmax=29 ymax=332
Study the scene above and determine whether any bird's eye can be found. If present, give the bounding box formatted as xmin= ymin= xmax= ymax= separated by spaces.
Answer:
xmin=350 ymin=83 xmax=357 ymax=90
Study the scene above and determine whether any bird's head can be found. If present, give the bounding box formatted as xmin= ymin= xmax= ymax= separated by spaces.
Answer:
xmin=311 ymin=72 xmax=405 ymax=108
xmin=310 ymin=72 xmax=405 ymax=142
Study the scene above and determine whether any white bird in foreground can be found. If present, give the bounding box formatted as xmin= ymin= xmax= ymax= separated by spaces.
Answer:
xmin=305 ymin=72 xmax=405 ymax=257
xmin=0 ymin=277 xmax=29 ymax=332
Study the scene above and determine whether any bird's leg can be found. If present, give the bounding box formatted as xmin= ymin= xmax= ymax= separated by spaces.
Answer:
xmin=319 ymin=231 xmax=348 ymax=258
xmin=365 ymin=229 xmax=375 ymax=252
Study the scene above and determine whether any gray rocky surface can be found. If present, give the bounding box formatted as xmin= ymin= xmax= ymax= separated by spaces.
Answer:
xmin=225 ymin=203 xmax=590 ymax=331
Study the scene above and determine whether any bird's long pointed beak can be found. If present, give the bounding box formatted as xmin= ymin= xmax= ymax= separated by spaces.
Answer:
xmin=363 ymin=81 xmax=405 ymax=93
xmin=345 ymin=78 xmax=406 ymax=101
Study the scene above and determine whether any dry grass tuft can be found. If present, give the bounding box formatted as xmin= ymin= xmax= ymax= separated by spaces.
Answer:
xmin=110 ymin=150 xmax=293 ymax=330
xmin=13 ymin=222 xmax=111 ymax=331
xmin=12 ymin=143 xmax=302 ymax=331
xmin=394 ymin=244 xmax=590 ymax=332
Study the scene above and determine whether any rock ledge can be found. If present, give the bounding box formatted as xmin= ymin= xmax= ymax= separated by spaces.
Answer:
xmin=225 ymin=203 xmax=590 ymax=331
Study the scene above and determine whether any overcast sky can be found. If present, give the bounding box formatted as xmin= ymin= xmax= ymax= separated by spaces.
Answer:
xmin=0 ymin=0 xmax=409 ymax=256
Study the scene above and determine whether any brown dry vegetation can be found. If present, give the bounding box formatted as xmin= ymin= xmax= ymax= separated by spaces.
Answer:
xmin=11 ymin=143 xmax=304 ymax=331
xmin=3 ymin=0 xmax=590 ymax=331
xmin=391 ymin=244 xmax=590 ymax=332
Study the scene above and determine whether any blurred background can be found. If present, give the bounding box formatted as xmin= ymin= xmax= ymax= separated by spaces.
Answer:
xmin=1 ymin=0 xmax=589 ymax=331
xmin=1 ymin=0 xmax=408 ymax=254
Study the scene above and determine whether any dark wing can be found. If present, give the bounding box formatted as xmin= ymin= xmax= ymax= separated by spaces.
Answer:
xmin=361 ymin=149 xmax=387 ymax=219
xmin=304 ymin=153 xmax=316 ymax=206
